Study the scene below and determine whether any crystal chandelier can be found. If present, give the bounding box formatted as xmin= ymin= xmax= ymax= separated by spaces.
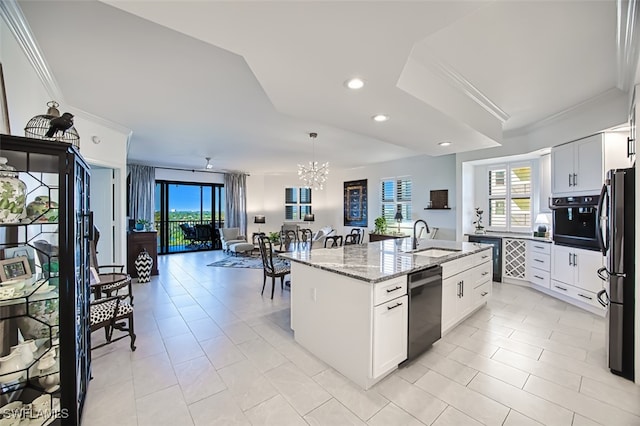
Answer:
xmin=297 ymin=132 xmax=329 ymax=190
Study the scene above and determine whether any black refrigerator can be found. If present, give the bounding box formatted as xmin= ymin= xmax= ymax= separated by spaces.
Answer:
xmin=597 ymin=167 xmax=635 ymax=380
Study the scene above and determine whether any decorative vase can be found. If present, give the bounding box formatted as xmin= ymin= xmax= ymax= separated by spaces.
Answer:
xmin=26 ymin=195 xmax=58 ymax=222
xmin=0 ymin=350 xmax=25 ymax=384
xmin=0 ymin=157 xmax=27 ymax=224
xmin=10 ymin=340 xmax=37 ymax=366
xmin=135 ymin=223 xmax=144 ymax=231
xmin=134 ymin=248 xmax=153 ymax=283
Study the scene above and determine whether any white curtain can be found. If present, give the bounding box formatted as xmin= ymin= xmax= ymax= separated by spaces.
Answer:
xmin=128 ymin=164 xmax=155 ymax=225
xmin=224 ymin=173 xmax=247 ymax=236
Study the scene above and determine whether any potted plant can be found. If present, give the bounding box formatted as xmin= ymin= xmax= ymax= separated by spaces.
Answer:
xmin=373 ymin=216 xmax=387 ymax=234
xmin=473 ymin=207 xmax=485 ymax=234
xmin=268 ymin=231 xmax=280 ymax=243
xmin=135 ymin=218 xmax=150 ymax=231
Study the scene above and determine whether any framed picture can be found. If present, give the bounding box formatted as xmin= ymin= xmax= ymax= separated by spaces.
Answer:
xmin=0 ymin=256 xmax=32 ymax=282
xmin=344 ymin=179 xmax=368 ymax=227
xmin=3 ymin=245 xmax=36 ymax=274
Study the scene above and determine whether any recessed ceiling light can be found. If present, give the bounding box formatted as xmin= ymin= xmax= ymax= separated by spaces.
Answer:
xmin=345 ymin=78 xmax=364 ymax=90
xmin=438 ymin=141 xmax=451 ymax=147
xmin=372 ymin=114 xmax=389 ymax=122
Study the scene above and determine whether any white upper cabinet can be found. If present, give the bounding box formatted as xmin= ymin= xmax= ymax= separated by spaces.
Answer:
xmin=551 ymin=134 xmax=603 ymax=196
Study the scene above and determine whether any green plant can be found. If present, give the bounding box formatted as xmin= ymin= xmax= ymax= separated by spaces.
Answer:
xmin=268 ymin=231 xmax=280 ymax=243
xmin=373 ymin=216 xmax=387 ymax=234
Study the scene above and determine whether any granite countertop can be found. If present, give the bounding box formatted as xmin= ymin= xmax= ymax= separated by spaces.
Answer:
xmin=278 ymin=239 xmax=492 ymax=283
xmin=466 ymin=232 xmax=552 ymax=243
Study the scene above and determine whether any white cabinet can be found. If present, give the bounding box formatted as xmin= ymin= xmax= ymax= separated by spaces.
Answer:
xmin=550 ymin=245 xmax=604 ymax=310
xmin=372 ymin=295 xmax=408 ymax=377
xmin=527 ymin=241 xmax=551 ymax=289
xmin=551 ymin=134 xmax=603 ymax=195
xmin=441 ymin=249 xmax=492 ymax=334
xmin=503 ymin=238 xmax=527 ymax=281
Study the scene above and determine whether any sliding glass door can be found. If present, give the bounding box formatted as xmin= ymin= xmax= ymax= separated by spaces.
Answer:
xmin=155 ymin=180 xmax=225 ymax=253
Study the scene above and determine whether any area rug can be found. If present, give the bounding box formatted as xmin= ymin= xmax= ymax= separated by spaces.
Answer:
xmin=207 ymin=255 xmax=264 ymax=269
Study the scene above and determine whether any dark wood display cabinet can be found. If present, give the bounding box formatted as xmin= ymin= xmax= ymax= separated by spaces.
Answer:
xmin=127 ymin=231 xmax=158 ymax=278
xmin=0 ymin=135 xmax=91 ymax=425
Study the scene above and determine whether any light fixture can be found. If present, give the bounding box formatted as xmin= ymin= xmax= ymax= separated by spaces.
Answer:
xmin=254 ymin=215 xmax=266 ymax=232
xmin=304 ymin=213 xmax=315 ymax=222
xmin=438 ymin=141 xmax=451 ymax=147
xmin=345 ymin=78 xmax=364 ymax=90
xmin=205 ymin=157 xmax=213 ymax=170
xmin=394 ymin=210 xmax=403 ymax=234
xmin=372 ymin=114 xmax=389 ymax=122
xmin=534 ymin=213 xmax=550 ymax=237
xmin=297 ymin=132 xmax=329 ymax=190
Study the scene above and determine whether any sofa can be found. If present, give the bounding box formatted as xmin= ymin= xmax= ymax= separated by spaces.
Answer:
xmin=311 ymin=226 xmax=336 ymax=249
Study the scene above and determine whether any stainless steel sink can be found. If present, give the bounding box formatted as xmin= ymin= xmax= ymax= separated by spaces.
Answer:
xmin=411 ymin=248 xmax=460 ymax=257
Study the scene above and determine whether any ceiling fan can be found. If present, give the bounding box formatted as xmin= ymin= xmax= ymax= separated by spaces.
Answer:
xmin=204 ymin=157 xmax=213 ymax=170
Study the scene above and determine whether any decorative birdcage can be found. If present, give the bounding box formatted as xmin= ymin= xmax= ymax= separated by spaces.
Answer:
xmin=24 ymin=101 xmax=80 ymax=149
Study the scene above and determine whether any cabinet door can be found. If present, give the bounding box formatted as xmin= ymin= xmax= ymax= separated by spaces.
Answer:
xmin=503 ymin=238 xmax=527 ymax=280
xmin=441 ymin=276 xmax=460 ymax=333
xmin=574 ymin=134 xmax=603 ymax=193
xmin=551 ymin=244 xmax=574 ymax=285
xmin=458 ymin=269 xmax=475 ymax=318
xmin=551 ymin=143 xmax=575 ymax=194
xmin=574 ymin=248 xmax=604 ymax=293
xmin=372 ymin=295 xmax=408 ymax=378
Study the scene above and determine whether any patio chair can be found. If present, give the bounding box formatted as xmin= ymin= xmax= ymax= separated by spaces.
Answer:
xmin=179 ymin=223 xmax=198 ymax=247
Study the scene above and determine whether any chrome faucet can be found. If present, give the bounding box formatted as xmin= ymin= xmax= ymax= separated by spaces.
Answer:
xmin=412 ymin=219 xmax=430 ymax=250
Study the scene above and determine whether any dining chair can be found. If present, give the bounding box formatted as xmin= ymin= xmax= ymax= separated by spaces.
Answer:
xmin=280 ymin=229 xmax=298 ymax=251
xmin=90 ymin=275 xmax=136 ymax=351
xmin=349 ymin=228 xmax=363 ymax=244
xmin=299 ymin=228 xmax=313 ymax=244
xmin=344 ymin=234 xmax=359 ymax=245
xmin=324 ymin=235 xmax=343 ymax=248
xmin=258 ymin=235 xmax=291 ymax=299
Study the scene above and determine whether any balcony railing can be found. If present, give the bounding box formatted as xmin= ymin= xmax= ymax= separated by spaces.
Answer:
xmin=157 ymin=220 xmax=222 ymax=254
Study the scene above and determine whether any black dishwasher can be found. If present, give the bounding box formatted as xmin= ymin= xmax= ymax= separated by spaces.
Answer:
xmin=468 ymin=235 xmax=502 ymax=282
xmin=404 ymin=265 xmax=442 ymax=363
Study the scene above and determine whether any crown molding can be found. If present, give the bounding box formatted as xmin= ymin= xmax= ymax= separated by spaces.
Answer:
xmin=0 ymin=0 xmax=63 ymax=101
xmin=617 ymin=0 xmax=640 ymax=91
xmin=426 ymin=57 xmax=510 ymax=124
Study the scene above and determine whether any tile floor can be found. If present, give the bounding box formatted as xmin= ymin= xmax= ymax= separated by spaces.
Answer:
xmin=82 ymin=250 xmax=639 ymax=426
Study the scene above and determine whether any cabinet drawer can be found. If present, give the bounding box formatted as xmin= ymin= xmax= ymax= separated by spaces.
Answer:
xmin=473 ymin=249 xmax=492 ymax=267
xmin=529 ymin=269 xmax=550 ymax=289
xmin=373 ymin=276 xmax=407 ymax=306
xmin=472 ymin=262 xmax=492 ymax=286
xmin=529 ymin=252 xmax=550 ymax=272
xmin=441 ymin=256 xmax=469 ymax=279
xmin=551 ymin=280 xmax=604 ymax=311
xmin=530 ymin=242 xmax=551 ymax=255
xmin=473 ymin=281 xmax=491 ymax=304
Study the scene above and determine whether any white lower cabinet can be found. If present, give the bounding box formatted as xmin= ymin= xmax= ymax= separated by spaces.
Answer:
xmin=372 ymin=295 xmax=408 ymax=377
xmin=441 ymin=249 xmax=492 ymax=334
xmin=550 ymin=245 xmax=604 ymax=311
xmin=527 ymin=240 xmax=551 ymax=289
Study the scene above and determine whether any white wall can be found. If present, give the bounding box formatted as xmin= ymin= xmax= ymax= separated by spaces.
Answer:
xmin=155 ymin=168 xmax=224 ymax=185
xmin=246 ymin=154 xmax=458 ymax=241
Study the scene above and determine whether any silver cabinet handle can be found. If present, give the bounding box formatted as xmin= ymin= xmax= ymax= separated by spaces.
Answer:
xmin=387 ymin=302 xmax=403 ymax=310
xmin=569 ymin=173 xmax=573 ymax=187
xmin=482 ymin=254 xmax=489 ymax=259
xmin=534 ymin=259 xmax=544 ymax=263
xmin=482 ymin=271 xmax=489 ymax=276
xmin=457 ymin=282 xmax=461 ymax=297
xmin=461 ymin=280 xmax=464 ymax=297
xmin=568 ymin=253 xmax=573 ymax=266
xmin=554 ymin=285 xmax=568 ymax=291
xmin=481 ymin=291 xmax=488 ymax=297
xmin=534 ymin=275 xmax=544 ymax=280
xmin=573 ymin=253 xmax=577 ymax=266
xmin=534 ymin=245 xmax=544 ymax=249
xmin=577 ymin=293 xmax=593 ymax=301
xmin=386 ymin=285 xmax=402 ymax=293
xmin=573 ymin=173 xmax=577 ymax=186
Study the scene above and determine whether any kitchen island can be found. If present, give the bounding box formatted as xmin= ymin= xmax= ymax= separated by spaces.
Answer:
xmin=279 ymin=239 xmax=492 ymax=389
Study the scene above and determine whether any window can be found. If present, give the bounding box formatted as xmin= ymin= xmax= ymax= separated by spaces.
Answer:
xmin=488 ymin=163 xmax=531 ymax=230
xmin=285 ymin=187 xmax=312 ymax=220
xmin=380 ymin=176 xmax=412 ymax=224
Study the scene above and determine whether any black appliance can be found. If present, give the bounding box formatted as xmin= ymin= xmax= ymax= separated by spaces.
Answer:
xmin=467 ymin=235 xmax=502 ymax=282
xmin=550 ymin=195 xmax=600 ymax=251
xmin=596 ymin=167 xmax=635 ymax=380
xmin=404 ymin=266 xmax=442 ymax=363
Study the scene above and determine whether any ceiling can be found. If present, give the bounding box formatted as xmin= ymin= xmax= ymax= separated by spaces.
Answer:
xmin=13 ymin=0 xmax=633 ymax=174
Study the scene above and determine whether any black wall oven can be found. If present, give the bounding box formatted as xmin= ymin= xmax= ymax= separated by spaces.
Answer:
xmin=550 ymin=195 xmax=600 ymax=251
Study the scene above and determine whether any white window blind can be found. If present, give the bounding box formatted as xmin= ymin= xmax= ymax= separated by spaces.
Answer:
xmin=285 ymin=187 xmax=312 ymax=220
xmin=488 ymin=163 xmax=531 ymax=230
xmin=381 ymin=177 xmax=412 ymax=223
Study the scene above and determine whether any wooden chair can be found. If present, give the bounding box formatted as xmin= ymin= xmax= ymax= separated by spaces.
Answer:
xmin=349 ymin=228 xmax=363 ymax=244
xmin=257 ymin=235 xmax=291 ymax=299
xmin=280 ymin=229 xmax=298 ymax=251
xmin=344 ymin=234 xmax=359 ymax=245
xmin=324 ymin=235 xmax=343 ymax=248
xmin=299 ymin=228 xmax=313 ymax=243
xmin=90 ymin=276 xmax=136 ymax=351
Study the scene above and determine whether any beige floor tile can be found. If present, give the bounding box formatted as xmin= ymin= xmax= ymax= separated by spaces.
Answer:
xmin=178 ymin=304 xmax=209 ymax=322
xmin=244 ymin=394 xmax=308 ymax=426
xmin=467 ymin=373 xmax=573 ymax=425
xmin=430 ymin=339 xmax=458 ymax=356
xmin=447 ymin=346 xmax=529 ymax=388
xmin=136 ymin=385 xmax=194 ymax=426
xmin=188 ymin=390 xmax=250 ymax=426
xmin=237 ymin=337 xmax=288 ymax=373
xmin=82 ymin=379 xmax=137 ymax=426
xmin=523 ymin=375 xmax=640 ymax=426
xmin=251 ymin=322 xmax=295 ymax=348
xmin=373 ymin=375 xmax=447 ymax=425
xmin=217 ymin=359 xmax=279 ymax=411
xmin=187 ymin=317 xmax=225 ymax=341
xmin=394 ymin=360 xmax=429 ymax=383
xmin=174 ymin=356 xmax=227 ymax=404
xmin=579 ymin=376 xmax=640 ymax=416
xmin=155 ymin=315 xmax=191 ymax=338
xmin=572 ymin=414 xmax=604 ymax=426
xmin=200 ymin=334 xmax=247 ymax=369
xmin=432 ymin=406 xmax=483 ymax=426
xmin=170 ymin=294 xmax=198 ymax=308
xmin=440 ymin=331 xmax=499 ymax=358
xmin=416 ymin=349 xmax=478 ymax=385
xmin=471 ymin=330 xmax=543 ymax=360
xmin=222 ymin=321 xmax=260 ymax=344
xmin=276 ymin=341 xmax=328 ymax=377
xmin=163 ymin=332 xmax=206 ymax=365
xmin=312 ymin=369 xmax=388 ymax=421
xmin=264 ymin=362 xmax=332 ymax=416
xmin=491 ymin=348 xmax=581 ymax=391
xmin=88 ymin=349 xmax=133 ymax=391
xmin=502 ymin=410 xmax=543 ymax=426
xmin=131 ymin=352 xmax=178 ymax=399
xmin=510 ymin=330 xmax=588 ymax=360
xmin=304 ymin=398 xmax=366 ymax=426
xmin=415 ymin=371 xmax=509 ymax=426
xmin=365 ymin=402 xmax=422 ymax=426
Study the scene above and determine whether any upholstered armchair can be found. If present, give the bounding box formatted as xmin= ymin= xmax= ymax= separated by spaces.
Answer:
xmin=219 ymin=227 xmax=247 ymax=252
